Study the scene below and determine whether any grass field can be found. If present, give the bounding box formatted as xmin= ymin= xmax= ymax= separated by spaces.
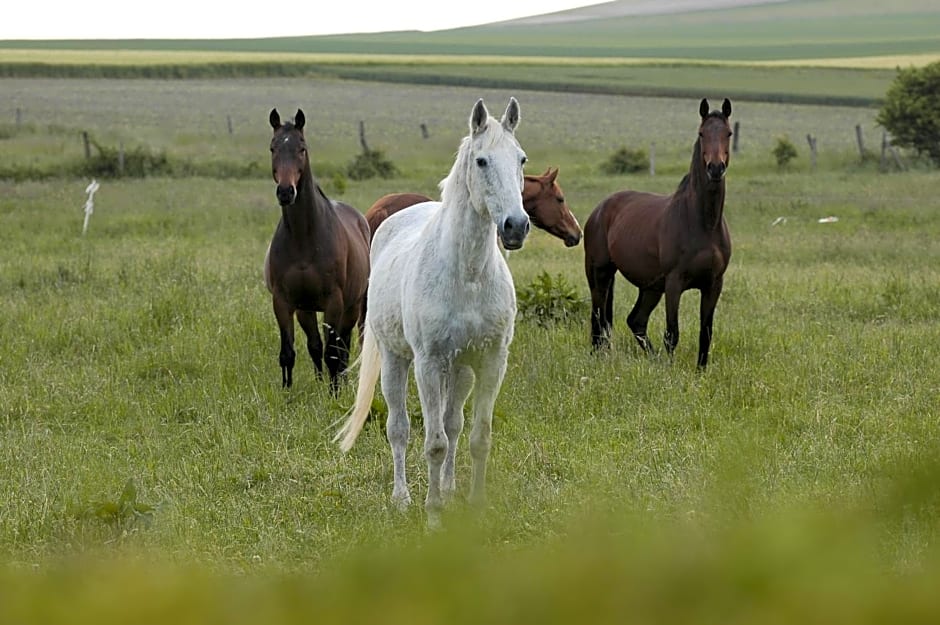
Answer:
xmin=3 ymin=77 xmax=940 ymax=619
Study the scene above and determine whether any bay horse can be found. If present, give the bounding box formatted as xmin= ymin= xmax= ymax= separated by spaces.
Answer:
xmin=584 ymin=98 xmax=733 ymax=369
xmin=365 ymin=167 xmax=581 ymax=247
xmin=264 ymin=108 xmax=370 ymax=391
xmin=336 ymin=98 xmax=530 ymax=527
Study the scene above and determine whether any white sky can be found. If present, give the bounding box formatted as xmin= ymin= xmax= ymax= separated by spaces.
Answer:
xmin=1 ymin=1 xmax=601 ymax=40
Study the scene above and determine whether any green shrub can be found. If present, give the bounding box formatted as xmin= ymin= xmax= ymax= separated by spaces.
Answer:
xmin=74 ymin=138 xmax=172 ymax=178
xmin=346 ymin=149 xmax=398 ymax=180
xmin=600 ymin=146 xmax=647 ymax=175
xmin=772 ymin=135 xmax=798 ymax=168
xmin=877 ymin=61 xmax=940 ymax=166
xmin=516 ymin=271 xmax=588 ymax=326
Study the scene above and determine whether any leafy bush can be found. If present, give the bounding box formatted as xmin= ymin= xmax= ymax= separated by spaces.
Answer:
xmin=601 ymin=146 xmax=648 ymax=175
xmin=75 ymin=138 xmax=172 ymax=178
xmin=877 ymin=61 xmax=940 ymax=166
xmin=516 ymin=271 xmax=588 ymax=326
xmin=346 ymin=149 xmax=398 ymax=180
xmin=772 ymin=135 xmax=798 ymax=168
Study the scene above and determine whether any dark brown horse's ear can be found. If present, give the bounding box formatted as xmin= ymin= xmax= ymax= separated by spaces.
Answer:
xmin=470 ymin=98 xmax=489 ymax=135
xmin=294 ymin=109 xmax=305 ymax=131
xmin=269 ymin=108 xmax=281 ymax=130
xmin=699 ymin=98 xmax=710 ymax=119
xmin=722 ymin=98 xmax=732 ymax=118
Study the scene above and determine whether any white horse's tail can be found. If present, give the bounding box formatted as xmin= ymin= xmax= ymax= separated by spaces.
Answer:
xmin=335 ymin=325 xmax=381 ymax=453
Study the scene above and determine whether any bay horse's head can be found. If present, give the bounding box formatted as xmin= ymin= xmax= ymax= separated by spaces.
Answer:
xmin=269 ymin=108 xmax=308 ymax=207
xmin=463 ymin=97 xmax=530 ymax=250
xmin=698 ymin=98 xmax=733 ymax=184
xmin=523 ymin=167 xmax=582 ymax=247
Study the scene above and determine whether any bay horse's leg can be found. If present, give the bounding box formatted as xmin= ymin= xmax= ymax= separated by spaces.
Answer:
xmin=414 ymin=356 xmax=453 ymax=527
xmin=627 ymin=289 xmax=663 ymax=355
xmin=381 ymin=350 xmax=413 ymax=509
xmin=663 ymin=275 xmax=684 ymax=357
xmin=467 ymin=347 xmax=508 ymax=507
xmin=697 ymin=277 xmax=724 ymax=369
xmin=273 ymin=296 xmax=296 ymax=388
xmin=296 ymin=310 xmax=323 ymax=380
xmin=587 ymin=262 xmax=616 ymax=349
xmin=442 ymin=365 xmax=475 ymax=500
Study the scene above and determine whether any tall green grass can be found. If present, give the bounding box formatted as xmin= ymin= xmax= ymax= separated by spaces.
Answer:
xmin=2 ymin=78 xmax=940 ymax=618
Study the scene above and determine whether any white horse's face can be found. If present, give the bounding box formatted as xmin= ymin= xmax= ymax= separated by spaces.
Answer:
xmin=466 ymin=98 xmax=531 ymax=250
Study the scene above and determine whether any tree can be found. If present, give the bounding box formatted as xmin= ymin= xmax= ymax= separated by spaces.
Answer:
xmin=876 ymin=61 xmax=940 ymax=165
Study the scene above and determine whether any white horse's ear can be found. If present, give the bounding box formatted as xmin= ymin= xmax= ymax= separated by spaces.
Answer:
xmin=470 ymin=99 xmax=489 ymax=135
xmin=501 ymin=97 xmax=520 ymax=132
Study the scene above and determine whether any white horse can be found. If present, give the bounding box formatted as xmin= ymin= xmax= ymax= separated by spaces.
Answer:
xmin=335 ymin=97 xmax=530 ymax=525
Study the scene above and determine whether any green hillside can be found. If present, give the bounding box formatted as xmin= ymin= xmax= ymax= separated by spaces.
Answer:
xmin=2 ymin=0 xmax=939 ymax=61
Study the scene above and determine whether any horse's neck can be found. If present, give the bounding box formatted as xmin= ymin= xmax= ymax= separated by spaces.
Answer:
xmin=434 ymin=186 xmax=498 ymax=277
xmin=683 ymin=141 xmax=726 ymax=231
xmin=282 ymin=167 xmax=332 ymax=234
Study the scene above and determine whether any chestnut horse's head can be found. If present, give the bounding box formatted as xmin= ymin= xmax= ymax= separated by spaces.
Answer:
xmin=269 ymin=108 xmax=309 ymax=207
xmin=698 ymin=98 xmax=733 ymax=184
xmin=523 ymin=167 xmax=582 ymax=247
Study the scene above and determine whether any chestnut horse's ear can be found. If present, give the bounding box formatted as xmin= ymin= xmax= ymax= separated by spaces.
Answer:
xmin=501 ymin=96 xmax=520 ymax=133
xmin=546 ymin=167 xmax=558 ymax=183
xmin=699 ymin=98 xmax=710 ymax=119
xmin=294 ymin=109 xmax=305 ymax=131
xmin=269 ymin=108 xmax=281 ymax=130
xmin=470 ymin=98 xmax=489 ymax=135
xmin=722 ymin=98 xmax=732 ymax=118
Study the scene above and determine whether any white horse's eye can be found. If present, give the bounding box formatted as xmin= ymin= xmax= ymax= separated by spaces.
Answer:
xmin=475 ymin=157 xmax=487 ymax=168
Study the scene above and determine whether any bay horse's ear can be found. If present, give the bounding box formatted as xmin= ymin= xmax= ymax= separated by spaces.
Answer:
xmin=294 ymin=109 xmax=305 ymax=131
xmin=470 ymin=98 xmax=489 ymax=135
xmin=547 ymin=167 xmax=558 ymax=183
xmin=722 ymin=98 xmax=732 ymax=118
xmin=699 ymin=98 xmax=710 ymax=119
xmin=501 ymin=96 xmax=520 ymax=133
xmin=269 ymin=108 xmax=281 ymax=130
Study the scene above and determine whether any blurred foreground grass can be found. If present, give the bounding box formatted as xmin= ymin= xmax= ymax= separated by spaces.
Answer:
xmin=4 ymin=457 xmax=940 ymax=625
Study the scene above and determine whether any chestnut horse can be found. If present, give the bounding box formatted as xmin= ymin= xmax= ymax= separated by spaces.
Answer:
xmin=264 ymin=108 xmax=370 ymax=391
xmin=365 ymin=167 xmax=582 ymax=247
xmin=584 ymin=98 xmax=733 ymax=369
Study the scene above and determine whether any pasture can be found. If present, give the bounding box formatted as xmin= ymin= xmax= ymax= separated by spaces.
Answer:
xmin=2 ymin=77 xmax=940 ymax=619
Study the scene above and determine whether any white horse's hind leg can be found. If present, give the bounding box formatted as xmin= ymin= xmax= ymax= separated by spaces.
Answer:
xmin=442 ymin=365 xmax=475 ymax=500
xmin=468 ymin=349 xmax=508 ymax=506
xmin=414 ymin=357 xmax=453 ymax=526
xmin=381 ymin=350 xmax=413 ymax=509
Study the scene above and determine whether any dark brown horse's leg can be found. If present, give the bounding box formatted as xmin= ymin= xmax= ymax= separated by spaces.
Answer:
xmin=297 ymin=310 xmax=324 ymax=379
xmin=273 ymin=297 xmax=296 ymax=388
xmin=324 ymin=306 xmax=356 ymax=394
xmin=587 ymin=263 xmax=616 ymax=349
xmin=627 ymin=289 xmax=663 ymax=355
xmin=697 ymin=278 xmax=724 ymax=369
xmin=662 ymin=276 xmax=684 ymax=358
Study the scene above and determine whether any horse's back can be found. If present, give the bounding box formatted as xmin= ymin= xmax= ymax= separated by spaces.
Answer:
xmin=366 ymin=193 xmax=433 ymax=241
xmin=585 ymin=190 xmax=671 ymax=286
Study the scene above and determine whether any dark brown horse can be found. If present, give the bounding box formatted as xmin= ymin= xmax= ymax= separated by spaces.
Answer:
xmin=264 ymin=108 xmax=370 ymax=390
xmin=364 ymin=167 xmax=582 ymax=246
xmin=584 ymin=98 xmax=733 ymax=369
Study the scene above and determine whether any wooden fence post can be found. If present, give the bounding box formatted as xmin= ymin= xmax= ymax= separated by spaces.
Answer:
xmin=118 ymin=142 xmax=125 ymax=175
xmin=806 ymin=134 xmax=817 ymax=172
xmin=855 ymin=124 xmax=866 ymax=160
xmin=15 ymin=107 xmax=22 ymax=127
xmin=82 ymin=131 xmax=91 ymax=159
xmin=649 ymin=142 xmax=655 ymax=176
xmin=732 ymin=121 xmax=740 ymax=154
xmin=420 ymin=123 xmax=429 ymax=139
xmin=358 ymin=120 xmax=370 ymax=153
xmin=226 ymin=115 xmax=234 ymax=135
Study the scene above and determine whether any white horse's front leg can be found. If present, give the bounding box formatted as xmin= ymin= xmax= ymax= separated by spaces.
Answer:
xmin=414 ymin=356 xmax=453 ymax=526
xmin=381 ymin=351 xmax=412 ymax=509
xmin=442 ymin=365 xmax=474 ymax=500
xmin=468 ymin=347 xmax=508 ymax=506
